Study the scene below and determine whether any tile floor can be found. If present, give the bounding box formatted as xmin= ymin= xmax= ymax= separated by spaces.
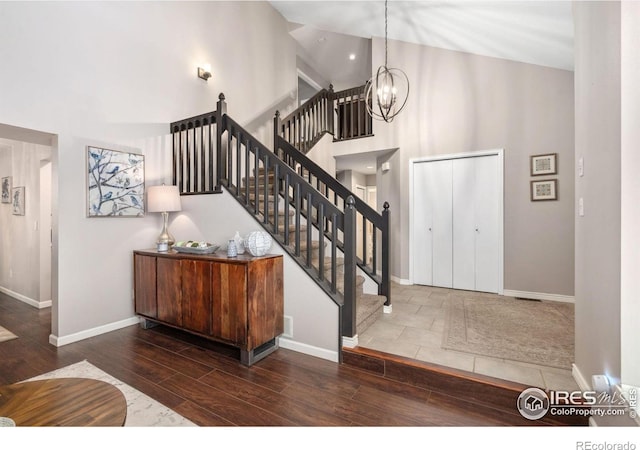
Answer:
xmin=359 ymin=282 xmax=579 ymax=392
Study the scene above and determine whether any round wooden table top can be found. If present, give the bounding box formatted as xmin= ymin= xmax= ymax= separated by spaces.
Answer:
xmin=0 ymin=378 xmax=127 ymax=426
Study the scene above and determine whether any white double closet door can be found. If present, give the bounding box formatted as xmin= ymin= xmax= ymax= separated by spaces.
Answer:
xmin=412 ymin=153 xmax=502 ymax=293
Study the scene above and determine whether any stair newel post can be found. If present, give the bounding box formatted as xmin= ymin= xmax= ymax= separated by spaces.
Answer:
xmin=342 ymin=195 xmax=357 ymax=338
xmin=273 ymin=111 xmax=282 ymax=161
xmin=381 ymin=201 xmax=391 ymax=306
xmin=215 ymin=93 xmax=227 ymax=189
xmin=328 ymin=84 xmax=335 ymax=136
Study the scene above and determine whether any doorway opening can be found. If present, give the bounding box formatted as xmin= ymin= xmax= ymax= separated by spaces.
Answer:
xmin=0 ymin=123 xmax=56 ymax=321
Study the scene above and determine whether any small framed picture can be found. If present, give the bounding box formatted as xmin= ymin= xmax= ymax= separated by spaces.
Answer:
xmin=531 ymin=179 xmax=557 ymax=201
xmin=1 ymin=176 xmax=11 ymax=203
xmin=12 ymin=186 xmax=25 ymax=215
xmin=530 ymin=153 xmax=557 ymax=176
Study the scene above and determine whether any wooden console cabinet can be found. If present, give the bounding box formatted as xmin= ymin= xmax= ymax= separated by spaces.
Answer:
xmin=133 ymin=249 xmax=284 ymax=366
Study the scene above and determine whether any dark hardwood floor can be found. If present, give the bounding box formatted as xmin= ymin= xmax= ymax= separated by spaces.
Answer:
xmin=0 ymin=292 xmax=584 ymax=427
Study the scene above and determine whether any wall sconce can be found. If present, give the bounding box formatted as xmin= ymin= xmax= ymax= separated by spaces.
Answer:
xmin=147 ymin=184 xmax=182 ymax=252
xmin=197 ymin=64 xmax=212 ymax=81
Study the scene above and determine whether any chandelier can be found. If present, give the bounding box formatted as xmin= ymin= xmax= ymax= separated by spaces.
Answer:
xmin=365 ymin=0 xmax=410 ymax=123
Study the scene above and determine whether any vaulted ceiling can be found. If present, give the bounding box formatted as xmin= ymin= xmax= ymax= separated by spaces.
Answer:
xmin=269 ymin=1 xmax=575 ymax=175
xmin=271 ymin=1 xmax=574 ymax=72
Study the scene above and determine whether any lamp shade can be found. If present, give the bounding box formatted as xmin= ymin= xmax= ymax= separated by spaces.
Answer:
xmin=147 ymin=185 xmax=182 ymax=212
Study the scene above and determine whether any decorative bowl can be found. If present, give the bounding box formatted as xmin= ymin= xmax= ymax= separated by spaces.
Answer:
xmin=173 ymin=241 xmax=220 ymax=254
xmin=245 ymin=231 xmax=272 ymax=256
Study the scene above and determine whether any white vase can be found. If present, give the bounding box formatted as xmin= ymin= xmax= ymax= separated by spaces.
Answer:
xmin=227 ymin=239 xmax=237 ymax=257
xmin=245 ymin=231 xmax=272 ymax=256
xmin=233 ymin=231 xmax=245 ymax=254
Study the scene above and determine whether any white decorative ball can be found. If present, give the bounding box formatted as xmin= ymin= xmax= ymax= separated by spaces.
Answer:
xmin=245 ymin=231 xmax=272 ymax=256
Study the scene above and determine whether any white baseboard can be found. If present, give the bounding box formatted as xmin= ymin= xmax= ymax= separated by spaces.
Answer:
xmin=503 ymin=289 xmax=574 ymax=303
xmin=0 ymin=286 xmax=51 ymax=309
xmin=277 ymin=336 xmax=339 ymax=362
xmin=572 ymin=363 xmax=591 ymax=391
xmin=390 ymin=275 xmax=411 ymax=285
xmin=49 ymin=316 xmax=141 ymax=347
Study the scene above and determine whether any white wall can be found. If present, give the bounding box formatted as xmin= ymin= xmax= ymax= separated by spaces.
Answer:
xmin=574 ymin=1 xmax=640 ymax=405
xmin=39 ymin=160 xmax=52 ymax=305
xmin=0 ymin=138 xmax=51 ymax=307
xmin=305 ymin=131 xmax=337 ymax=176
xmin=573 ymin=0 xmax=621 ymax=389
xmin=332 ymin=38 xmax=575 ymax=297
xmin=0 ymin=1 xmax=303 ymax=344
xmin=620 ymin=0 xmax=640 ymax=393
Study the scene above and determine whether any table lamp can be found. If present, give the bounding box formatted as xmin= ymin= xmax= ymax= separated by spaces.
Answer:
xmin=147 ymin=185 xmax=182 ymax=252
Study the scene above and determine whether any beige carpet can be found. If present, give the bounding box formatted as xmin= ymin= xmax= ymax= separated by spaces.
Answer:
xmin=27 ymin=360 xmax=196 ymax=427
xmin=0 ymin=326 xmax=17 ymax=343
xmin=442 ymin=295 xmax=574 ymax=369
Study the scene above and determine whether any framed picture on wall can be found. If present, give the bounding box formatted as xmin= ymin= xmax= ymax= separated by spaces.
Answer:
xmin=530 ymin=153 xmax=557 ymax=176
xmin=531 ymin=179 xmax=558 ymax=201
xmin=86 ymin=146 xmax=145 ymax=217
xmin=1 ymin=176 xmax=11 ymax=204
xmin=12 ymin=186 xmax=25 ymax=215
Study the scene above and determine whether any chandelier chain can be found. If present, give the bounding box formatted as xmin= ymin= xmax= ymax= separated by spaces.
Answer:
xmin=384 ymin=0 xmax=388 ymax=67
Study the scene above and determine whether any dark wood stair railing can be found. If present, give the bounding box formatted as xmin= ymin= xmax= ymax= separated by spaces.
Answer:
xmin=278 ymin=84 xmax=373 ymax=154
xmin=170 ymin=94 xmax=388 ymax=354
xmin=274 ymin=111 xmax=390 ymax=305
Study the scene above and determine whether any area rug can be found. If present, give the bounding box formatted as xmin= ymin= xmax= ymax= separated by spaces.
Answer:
xmin=442 ymin=296 xmax=574 ymax=369
xmin=0 ymin=326 xmax=17 ymax=343
xmin=27 ymin=360 xmax=196 ymax=427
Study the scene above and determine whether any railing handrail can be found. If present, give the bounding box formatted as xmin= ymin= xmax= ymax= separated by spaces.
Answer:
xmin=280 ymin=87 xmax=332 ymax=126
xmin=225 ymin=115 xmax=345 ymax=223
xmin=170 ymin=110 xmax=217 ymax=132
xmin=274 ymin=132 xmax=385 ymax=230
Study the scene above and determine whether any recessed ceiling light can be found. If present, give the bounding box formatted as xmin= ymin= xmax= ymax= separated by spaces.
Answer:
xmin=366 ymin=165 xmax=374 ymax=169
xmin=349 ymin=54 xmax=356 ymax=61
xmin=318 ymin=37 xmax=327 ymax=43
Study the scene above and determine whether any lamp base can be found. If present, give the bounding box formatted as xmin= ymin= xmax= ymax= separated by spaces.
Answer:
xmin=156 ymin=211 xmax=175 ymax=251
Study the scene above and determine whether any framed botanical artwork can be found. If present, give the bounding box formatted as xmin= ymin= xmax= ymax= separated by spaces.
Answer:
xmin=530 ymin=153 xmax=557 ymax=176
xmin=1 ymin=176 xmax=11 ymax=204
xmin=531 ymin=179 xmax=558 ymax=201
xmin=12 ymin=186 xmax=25 ymax=215
xmin=86 ymin=146 xmax=145 ymax=217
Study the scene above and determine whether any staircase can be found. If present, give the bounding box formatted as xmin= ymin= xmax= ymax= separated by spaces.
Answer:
xmin=243 ymin=169 xmax=387 ymax=335
xmin=169 ymin=92 xmax=390 ymax=359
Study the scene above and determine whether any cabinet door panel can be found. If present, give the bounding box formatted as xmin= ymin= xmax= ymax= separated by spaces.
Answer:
xmin=431 ymin=160 xmax=454 ymax=288
xmin=212 ymin=262 xmax=247 ymax=345
xmin=412 ymin=162 xmax=434 ymax=286
xmin=474 ymin=155 xmax=500 ymax=293
xmin=412 ymin=160 xmax=453 ymax=287
xmin=181 ymin=260 xmax=212 ymax=334
xmin=453 ymin=158 xmax=476 ymax=291
xmin=134 ymin=254 xmax=157 ymax=318
xmin=247 ymin=258 xmax=284 ymax=349
xmin=157 ymin=258 xmax=183 ymax=326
